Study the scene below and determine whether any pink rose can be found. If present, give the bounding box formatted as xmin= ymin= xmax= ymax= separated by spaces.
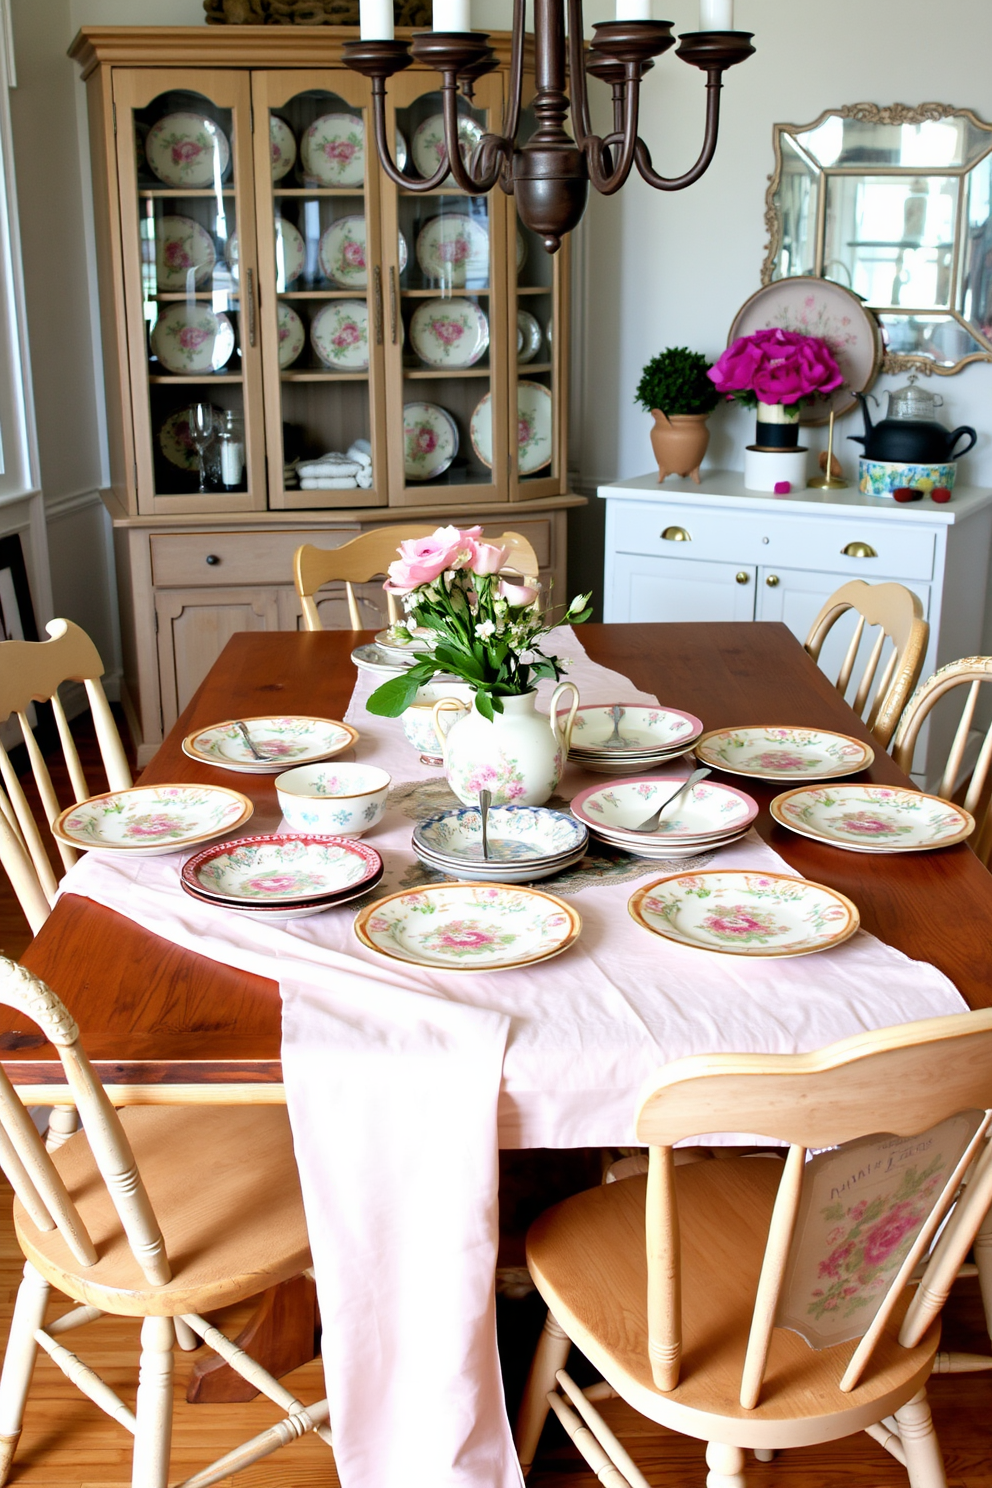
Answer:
xmin=164 ymin=241 xmax=192 ymax=270
xmin=432 ymin=318 xmax=464 ymax=346
xmin=471 ymin=542 xmax=508 ymax=576
xmin=332 ymin=321 xmax=361 ymax=349
xmin=861 ymin=1203 xmax=921 ymax=1268
xmin=343 ymin=241 xmax=365 ymax=268
xmin=499 ymin=579 xmax=540 ymax=607
xmin=386 ymin=525 xmax=464 ymax=590
xmin=178 ymin=326 xmax=209 ymax=351
xmin=172 ymin=140 xmax=203 ymax=166
xmin=324 ymin=140 xmax=356 ymax=164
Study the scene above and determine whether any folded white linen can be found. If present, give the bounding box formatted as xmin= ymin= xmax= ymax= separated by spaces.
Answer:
xmin=347 ymin=438 xmax=372 ymax=464
xmin=298 ymin=453 xmax=363 ymax=476
xmin=356 ymin=471 xmax=373 ymax=488
xmin=300 ymin=476 xmax=358 ymax=489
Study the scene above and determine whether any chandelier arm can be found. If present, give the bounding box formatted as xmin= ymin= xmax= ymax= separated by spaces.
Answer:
xmin=497 ymin=0 xmax=527 ymax=148
xmin=581 ymin=73 xmax=641 ymax=195
xmin=369 ymin=80 xmax=451 ymax=191
xmin=567 ymin=0 xmax=594 ymax=147
xmin=441 ymin=81 xmax=504 ymax=192
xmin=633 ymin=67 xmax=723 ymax=190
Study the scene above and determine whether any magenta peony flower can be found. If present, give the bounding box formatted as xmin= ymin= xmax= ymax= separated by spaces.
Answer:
xmin=708 ymin=327 xmax=843 ymax=408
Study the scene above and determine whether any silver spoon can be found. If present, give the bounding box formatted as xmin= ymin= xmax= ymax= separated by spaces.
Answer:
xmin=479 ymin=789 xmax=492 ymax=861
xmin=233 ymin=720 xmax=270 ymax=763
xmin=601 ymin=704 xmax=635 ymax=751
xmin=629 ymin=767 xmax=712 ymax=833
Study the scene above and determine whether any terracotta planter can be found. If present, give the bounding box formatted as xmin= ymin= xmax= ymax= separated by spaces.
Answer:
xmin=650 ymin=411 xmax=711 ymax=484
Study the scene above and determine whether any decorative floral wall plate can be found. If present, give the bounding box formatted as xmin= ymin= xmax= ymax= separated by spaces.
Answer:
xmin=53 ymin=784 xmax=252 ymax=857
xmin=629 ymin=869 xmax=859 ymax=958
xmin=182 ymin=715 xmax=357 ymax=773
xmin=300 ymin=112 xmax=366 ymax=186
xmin=226 ymin=219 xmax=306 ymax=287
xmin=410 ymin=297 xmax=489 ymax=368
xmin=415 ymin=804 xmax=587 ymax=864
xmin=311 ymin=300 xmax=370 ymax=370
xmin=146 ymin=111 xmax=230 ymax=188
xmin=572 ymin=776 xmax=758 ymax=841
xmin=517 ymin=310 xmax=542 ymax=363
xmin=150 ymin=306 xmax=235 ymax=374
xmin=154 ymin=215 xmax=216 ymax=291
xmin=403 ymin=401 xmax=459 ymax=480
xmin=415 ymin=214 xmax=490 ymax=288
xmin=270 ymin=115 xmax=296 ymax=180
xmin=183 ymin=832 xmax=382 ymax=903
xmin=727 ymin=276 xmax=883 ymax=423
xmin=769 ymin=784 xmax=974 ymax=852
xmin=411 ymin=113 xmax=484 ymax=179
xmin=277 ymin=303 xmax=306 ymax=368
xmin=318 ymin=214 xmax=408 ymax=288
xmin=472 ymin=382 xmax=553 ymax=473
xmin=159 ymin=406 xmax=223 ymax=473
xmin=354 ymin=882 xmax=582 ymax=973
xmin=565 ymin=704 xmax=704 ymax=755
xmin=695 ymin=726 xmax=874 ymax=781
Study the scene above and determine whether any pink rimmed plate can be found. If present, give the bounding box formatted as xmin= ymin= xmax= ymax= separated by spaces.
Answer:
xmin=183 ymin=832 xmax=382 ymax=904
xmin=564 ymin=703 xmax=704 ymax=756
xmin=571 ymin=775 xmax=758 ymax=843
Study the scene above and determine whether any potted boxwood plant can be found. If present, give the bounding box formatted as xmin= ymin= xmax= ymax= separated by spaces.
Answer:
xmin=635 ymin=346 xmax=719 ymax=483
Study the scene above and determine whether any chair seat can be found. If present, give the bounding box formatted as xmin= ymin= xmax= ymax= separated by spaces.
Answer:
xmin=525 ymin=1157 xmax=941 ymax=1450
xmin=14 ymin=1105 xmax=311 ymax=1317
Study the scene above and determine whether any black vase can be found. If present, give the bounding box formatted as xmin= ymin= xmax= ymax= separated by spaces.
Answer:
xmin=755 ymin=403 xmax=800 ymax=450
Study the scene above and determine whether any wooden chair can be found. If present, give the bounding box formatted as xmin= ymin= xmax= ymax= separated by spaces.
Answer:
xmin=0 ymin=619 xmax=132 ymax=931
xmin=516 ymin=1009 xmax=992 ymax=1486
xmin=0 ymin=954 xmax=329 ymax=1488
xmin=293 ymin=527 xmax=541 ymax=632
xmin=892 ymin=656 xmax=992 ymax=866
xmin=803 ymin=580 xmax=929 ymax=748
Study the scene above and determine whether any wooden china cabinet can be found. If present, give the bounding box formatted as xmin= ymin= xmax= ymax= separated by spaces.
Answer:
xmin=70 ymin=27 xmax=584 ymax=764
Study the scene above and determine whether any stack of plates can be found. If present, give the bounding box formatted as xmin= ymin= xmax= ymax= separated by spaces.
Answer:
xmin=181 ymin=833 xmax=383 ymax=920
xmin=564 ymin=703 xmax=704 ymax=775
xmin=570 ymin=775 xmax=758 ymax=860
xmin=373 ymin=628 xmax=436 ymax=664
xmin=413 ymin=804 xmax=588 ymax=883
xmin=182 ymin=715 xmax=357 ymax=775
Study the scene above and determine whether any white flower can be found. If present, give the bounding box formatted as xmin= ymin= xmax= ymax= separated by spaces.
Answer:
xmin=476 ymin=619 xmax=496 ymax=640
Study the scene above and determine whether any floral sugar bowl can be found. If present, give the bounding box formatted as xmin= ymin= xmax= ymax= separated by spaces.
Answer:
xmin=275 ymin=762 xmax=390 ymax=836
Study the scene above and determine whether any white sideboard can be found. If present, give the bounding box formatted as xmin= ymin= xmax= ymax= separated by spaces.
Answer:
xmin=599 ymin=471 xmax=992 ymax=783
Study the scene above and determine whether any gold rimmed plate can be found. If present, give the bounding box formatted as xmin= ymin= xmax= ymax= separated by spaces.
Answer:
xmin=695 ymin=725 xmax=874 ymax=782
xmin=628 ymin=869 xmax=859 ymax=958
xmin=770 ymin=784 xmax=975 ymax=853
xmin=182 ymin=715 xmax=358 ymax=774
xmin=354 ymin=882 xmax=581 ymax=975
xmin=53 ymin=784 xmax=253 ymax=858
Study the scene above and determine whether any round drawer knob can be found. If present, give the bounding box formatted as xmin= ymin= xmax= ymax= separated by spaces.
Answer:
xmin=205 ymin=554 xmax=221 ymax=566
xmin=736 ymin=571 xmax=750 ymax=585
xmin=766 ymin=574 xmax=780 ymax=587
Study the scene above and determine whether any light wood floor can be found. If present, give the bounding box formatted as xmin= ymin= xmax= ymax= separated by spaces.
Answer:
xmin=0 ymin=716 xmax=990 ymax=1485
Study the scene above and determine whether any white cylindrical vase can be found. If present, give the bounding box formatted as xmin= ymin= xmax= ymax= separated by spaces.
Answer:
xmin=744 ymin=445 xmax=808 ymax=492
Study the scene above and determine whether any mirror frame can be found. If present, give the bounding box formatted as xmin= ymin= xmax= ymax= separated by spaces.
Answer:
xmin=762 ymin=102 xmax=992 ymax=377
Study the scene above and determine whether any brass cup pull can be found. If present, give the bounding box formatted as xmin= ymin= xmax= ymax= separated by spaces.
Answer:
xmin=842 ymin=541 xmax=878 ymax=558
xmin=736 ymin=571 xmax=750 ymax=585
xmin=661 ymin=526 xmax=690 ymax=542
xmin=766 ymin=574 xmax=780 ymax=587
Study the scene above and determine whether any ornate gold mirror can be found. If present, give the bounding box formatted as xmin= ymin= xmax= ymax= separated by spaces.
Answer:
xmin=763 ymin=103 xmax=992 ymax=375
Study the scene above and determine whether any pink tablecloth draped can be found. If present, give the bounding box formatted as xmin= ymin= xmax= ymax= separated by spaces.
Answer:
xmin=56 ymin=627 xmax=968 ymax=1488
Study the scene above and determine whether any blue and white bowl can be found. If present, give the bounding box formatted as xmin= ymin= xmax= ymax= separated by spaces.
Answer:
xmin=275 ymin=761 xmax=390 ymax=837
xmin=414 ymin=803 xmax=587 ymax=868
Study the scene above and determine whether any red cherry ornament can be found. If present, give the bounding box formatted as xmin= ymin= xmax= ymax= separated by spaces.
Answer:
xmin=892 ymin=486 xmax=922 ymax=502
xmin=931 ymin=486 xmax=952 ymax=503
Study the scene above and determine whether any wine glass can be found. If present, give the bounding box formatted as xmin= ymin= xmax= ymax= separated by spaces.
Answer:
xmin=190 ymin=402 xmax=214 ymax=494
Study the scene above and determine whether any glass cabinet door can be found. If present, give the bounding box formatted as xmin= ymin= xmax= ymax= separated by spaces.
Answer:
xmin=114 ymin=70 xmax=265 ymax=514
xmin=508 ymin=101 xmax=566 ymax=502
xmin=382 ymin=70 xmax=509 ymax=507
xmin=252 ymin=71 xmax=387 ymax=511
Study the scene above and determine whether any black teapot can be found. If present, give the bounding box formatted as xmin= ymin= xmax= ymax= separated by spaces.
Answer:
xmin=849 ymin=380 xmax=977 ymax=464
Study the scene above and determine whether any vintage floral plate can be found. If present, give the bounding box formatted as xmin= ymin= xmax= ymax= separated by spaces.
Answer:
xmin=373 ymin=627 xmax=435 ymax=660
xmin=277 ymin=303 xmax=306 ymax=368
xmin=183 ymin=832 xmax=382 ymax=904
xmin=150 ymin=305 xmax=235 ymax=374
xmin=181 ymin=864 xmax=383 ymax=920
xmin=769 ymin=784 xmax=974 ymax=853
xmin=270 ymin=115 xmax=296 ymax=180
xmin=411 ymin=113 xmax=484 ymax=179
xmin=354 ymin=882 xmax=582 ymax=974
xmin=311 ymin=300 xmax=369 ymax=370
xmin=351 ymin=643 xmax=413 ymax=676
xmin=629 ymin=869 xmax=860 ymax=958
xmin=413 ymin=843 xmax=587 ymax=885
xmin=415 ymin=213 xmax=490 ymax=288
xmin=565 ymin=703 xmax=704 ymax=755
xmin=414 ymin=804 xmax=587 ymax=865
xmin=53 ymin=784 xmax=253 ymax=857
xmin=300 ymin=111 xmax=366 ymax=186
xmin=517 ymin=310 xmax=543 ymax=363
xmin=146 ymin=111 xmax=230 ymax=188
xmin=158 ymin=405 xmax=224 ymax=474
xmin=577 ymin=752 xmax=696 ymax=776
xmin=470 ymin=381 xmax=552 ymax=473
xmin=572 ymin=776 xmax=758 ymax=842
xmin=403 ymin=401 xmax=459 ymax=480
xmin=318 ymin=214 xmax=408 ymax=288
xmin=590 ymin=829 xmax=747 ymax=861
xmin=410 ymin=297 xmax=489 ymax=369
xmin=154 ymin=215 xmax=216 ymax=291
xmin=227 ymin=219 xmax=306 ymax=287
xmin=182 ymin=715 xmax=358 ymax=774
xmin=695 ymin=726 xmax=874 ymax=782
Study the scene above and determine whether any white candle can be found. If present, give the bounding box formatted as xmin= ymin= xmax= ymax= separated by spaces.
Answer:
xmin=616 ymin=0 xmax=651 ymax=16
xmin=699 ymin=0 xmax=733 ymax=27
xmin=360 ymin=0 xmax=394 ymax=39
xmin=433 ymin=0 xmax=471 ymax=29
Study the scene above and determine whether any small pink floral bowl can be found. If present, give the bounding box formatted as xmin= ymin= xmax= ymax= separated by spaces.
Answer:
xmin=275 ymin=761 xmax=390 ymax=837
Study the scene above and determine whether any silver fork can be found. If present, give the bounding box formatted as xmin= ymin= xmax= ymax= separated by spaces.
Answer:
xmin=233 ymin=720 xmax=271 ymax=763
xmin=479 ymin=789 xmax=492 ymax=861
xmin=628 ymin=767 xmax=712 ymax=833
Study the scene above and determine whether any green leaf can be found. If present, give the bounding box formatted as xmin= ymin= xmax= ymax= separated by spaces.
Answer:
xmin=474 ymin=690 xmax=496 ymax=722
xmin=365 ymin=665 xmax=435 ymax=717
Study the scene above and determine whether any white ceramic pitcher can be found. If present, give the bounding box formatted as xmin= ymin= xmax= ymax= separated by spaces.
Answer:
xmin=432 ymin=682 xmax=580 ymax=807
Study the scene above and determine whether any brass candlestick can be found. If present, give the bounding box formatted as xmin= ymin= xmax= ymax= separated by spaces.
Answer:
xmin=807 ymin=407 xmax=849 ymax=489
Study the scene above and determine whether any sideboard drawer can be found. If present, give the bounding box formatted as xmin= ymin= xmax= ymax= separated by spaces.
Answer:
xmin=609 ymin=500 xmax=935 ymax=581
xmin=151 ymin=529 xmax=360 ymax=587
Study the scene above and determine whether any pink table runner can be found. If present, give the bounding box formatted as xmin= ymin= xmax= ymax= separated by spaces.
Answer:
xmin=57 ymin=629 xmax=968 ymax=1487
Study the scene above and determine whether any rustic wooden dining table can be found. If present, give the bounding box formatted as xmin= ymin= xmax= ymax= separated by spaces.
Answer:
xmin=4 ymin=619 xmax=992 ymax=1402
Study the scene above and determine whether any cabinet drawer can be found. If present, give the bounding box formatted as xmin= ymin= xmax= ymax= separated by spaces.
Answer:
xmin=489 ymin=519 xmax=551 ymax=569
xmin=150 ymin=529 xmax=361 ymax=588
xmin=610 ymin=500 xmax=936 ymax=581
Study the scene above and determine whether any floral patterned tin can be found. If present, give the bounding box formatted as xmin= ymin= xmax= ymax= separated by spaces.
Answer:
xmin=858 ymin=457 xmax=957 ymax=498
